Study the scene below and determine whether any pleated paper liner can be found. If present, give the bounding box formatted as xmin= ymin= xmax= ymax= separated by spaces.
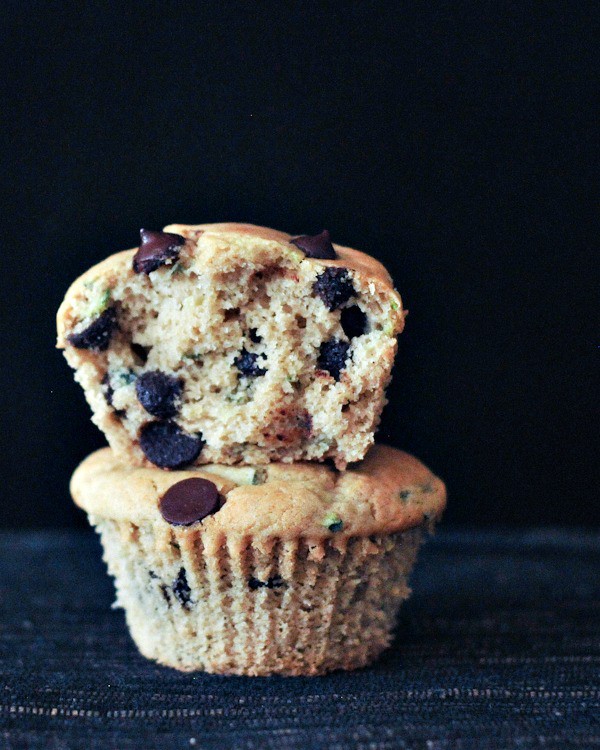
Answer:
xmin=92 ymin=517 xmax=428 ymax=676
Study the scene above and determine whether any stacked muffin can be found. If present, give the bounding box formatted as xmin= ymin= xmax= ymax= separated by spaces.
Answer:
xmin=57 ymin=223 xmax=445 ymax=676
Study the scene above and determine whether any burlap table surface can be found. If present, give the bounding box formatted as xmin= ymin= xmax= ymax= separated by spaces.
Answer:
xmin=0 ymin=528 xmax=597 ymax=749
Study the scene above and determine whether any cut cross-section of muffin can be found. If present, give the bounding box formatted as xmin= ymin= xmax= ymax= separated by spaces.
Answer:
xmin=57 ymin=223 xmax=405 ymax=469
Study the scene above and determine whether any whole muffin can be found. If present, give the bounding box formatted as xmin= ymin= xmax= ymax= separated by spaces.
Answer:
xmin=71 ymin=444 xmax=445 ymax=676
xmin=57 ymin=223 xmax=405 ymax=470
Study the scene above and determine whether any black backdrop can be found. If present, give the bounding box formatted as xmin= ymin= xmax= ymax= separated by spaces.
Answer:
xmin=0 ymin=2 xmax=596 ymax=527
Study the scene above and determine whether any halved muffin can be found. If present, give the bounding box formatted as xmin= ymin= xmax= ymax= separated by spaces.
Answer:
xmin=57 ymin=224 xmax=405 ymax=469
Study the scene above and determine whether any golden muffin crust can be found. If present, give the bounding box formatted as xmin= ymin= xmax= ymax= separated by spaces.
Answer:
xmin=71 ymin=444 xmax=445 ymax=540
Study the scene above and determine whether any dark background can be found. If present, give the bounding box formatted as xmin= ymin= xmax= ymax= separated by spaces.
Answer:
xmin=0 ymin=2 xmax=596 ymax=527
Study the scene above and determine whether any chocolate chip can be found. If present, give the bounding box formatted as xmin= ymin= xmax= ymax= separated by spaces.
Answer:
xmin=313 ymin=267 xmax=355 ymax=311
xmin=139 ymin=421 xmax=204 ymax=469
xmin=248 ymin=575 xmax=285 ymax=591
xmin=234 ymin=348 xmax=267 ymax=377
xmin=132 ymin=229 xmax=184 ymax=274
xmin=248 ymin=328 xmax=262 ymax=343
xmin=130 ymin=342 xmax=151 ymax=364
xmin=101 ymin=373 xmax=115 ymax=406
xmin=290 ymin=229 xmax=336 ymax=260
xmin=172 ymin=568 xmax=192 ymax=607
xmin=67 ymin=307 xmax=118 ymax=351
xmin=340 ymin=305 xmax=368 ymax=339
xmin=317 ymin=339 xmax=351 ymax=381
xmin=136 ymin=371 xmax=183 ymax=418
xmin=159 ymin=478 xmax=219 ymax=526
xmin=160 ymin=584 xmax=171 ymax=606
xmin=224 ymin=307 xmax=240 ymax=322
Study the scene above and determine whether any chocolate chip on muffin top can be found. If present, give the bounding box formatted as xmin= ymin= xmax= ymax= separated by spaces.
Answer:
xmin=290 ymin=229 xmax=337 ymax=260
xmin=133 ymin=229 xmax=184 ymax=274
xmin=159 ymin=478 xmax=219 ymax=525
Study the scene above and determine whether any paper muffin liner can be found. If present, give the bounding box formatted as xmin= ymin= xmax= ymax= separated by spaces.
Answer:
xmin=89 ymin=516 xmax=428 ymax=676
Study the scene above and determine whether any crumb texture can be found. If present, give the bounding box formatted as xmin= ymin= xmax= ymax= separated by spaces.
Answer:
xmin=57 ymin=224 xmax=405 ymax=469
xmin=93 ymin=518 xmax=424 ymax=675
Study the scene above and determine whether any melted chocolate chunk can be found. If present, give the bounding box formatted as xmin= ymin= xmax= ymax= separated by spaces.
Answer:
xmin=234 ymin=348 xmax=267 ymax=377
xmin=318 ymin=339 xmax=350 ymax=381
xmin=139 ymin=421 xmax=204 ymax=469
xmin=313 ymin=268 xmax=355 ymax=311
xmin=248 ymin=575 xmax=285 ymax=591
xmin=136 ymin=371 xmax=183 ymax=418
xmin=172 ymin=568 xmax=192 ymax=607
xmin=248 ymin=328 xmax=262 ymax=343
xmin=130 ymin=342 xmax=151 ymax=364
xmin=340 ymin=305 xmax=367 ymax=339
xmin=159 ymin=478 xmax=219 ymax=526
xmin=67 ymin=307 xmax=118 ymax=351
xmin=290 ymin=229 xmax=336 ymax=260
xmin=133 ymin=229 xmax=184 ymax=274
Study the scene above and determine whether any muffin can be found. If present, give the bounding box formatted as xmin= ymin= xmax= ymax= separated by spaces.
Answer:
xmin=71 ymin=444 xmax=445 ymax=676
xmin=57 ymin=223 xmax=405 ymax=470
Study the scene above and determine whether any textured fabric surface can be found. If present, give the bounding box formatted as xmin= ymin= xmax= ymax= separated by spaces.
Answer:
xmin=0 ymin=528 xmax=597 ymax=749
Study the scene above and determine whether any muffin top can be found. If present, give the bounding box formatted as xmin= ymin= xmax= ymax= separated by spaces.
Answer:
xmin=71 ymin=445 xmax=446 ymax=540
xmin=56 ymin=222 xmax=403 ymax=348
